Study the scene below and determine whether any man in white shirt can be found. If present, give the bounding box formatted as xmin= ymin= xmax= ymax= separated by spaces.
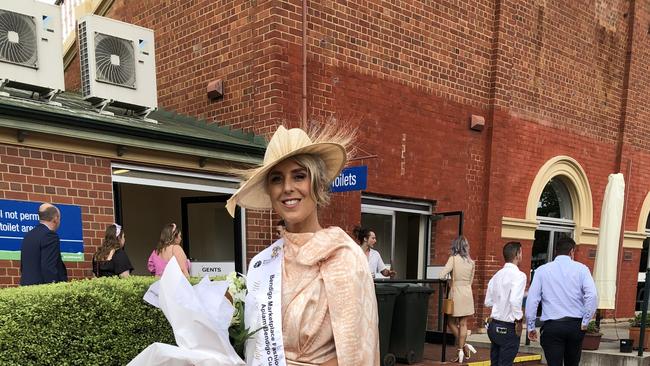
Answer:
xmin=368 ymin=249 xmax=388 ymax=277
xmin=359 ymin=229 xmax=395 ymax=278
xmin=484 ymin=241 xmax=527 ymax=366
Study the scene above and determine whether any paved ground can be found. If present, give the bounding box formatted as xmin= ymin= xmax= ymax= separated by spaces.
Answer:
xmin=467 ymin=320 xmax=637 ymax=353
xmin=394 ymin=342 xmax=542 ymax=365
xmin=394 ymin=321 xmax=649 ymax=365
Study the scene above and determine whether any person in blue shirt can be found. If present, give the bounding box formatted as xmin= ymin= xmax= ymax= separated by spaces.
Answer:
xmin=525 ymin=237 xmax=597 ymax=366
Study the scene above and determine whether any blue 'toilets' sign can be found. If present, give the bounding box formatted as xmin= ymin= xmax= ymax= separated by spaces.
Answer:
xmin=331 ymin=166 xmax=368 ymax=193
xmin=0 ymin=199 xmax=83 ymax=262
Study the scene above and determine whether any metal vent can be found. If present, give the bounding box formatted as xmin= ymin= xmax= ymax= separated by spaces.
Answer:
xmin=0 ymin=9 xmax=37 ymax=68
xmin=78 ymin=21 xmax=90 ymax=97
xmin=94 ymin=32 xmax=135 ymax=88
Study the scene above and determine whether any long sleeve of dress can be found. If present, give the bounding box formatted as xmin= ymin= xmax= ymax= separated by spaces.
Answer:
xmin=321 ymin=233 xmax=379 ymax=366
xmin=438 ymin=256 xmax=454 ymax=279
xmin=470 ymin=261 xmax=476 ymax=284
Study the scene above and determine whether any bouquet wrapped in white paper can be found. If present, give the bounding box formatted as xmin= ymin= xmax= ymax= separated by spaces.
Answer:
xmin=128 ymin=257 xmax=247 ymax=366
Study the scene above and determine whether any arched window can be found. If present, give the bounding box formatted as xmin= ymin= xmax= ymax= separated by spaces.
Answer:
xmin=537 ymin=178 xmax=573 ymax=220
xmin=532 ymin=178 xmax=575 ymax=271
xmin=636 ymin=214 xmax=650 ymax=310
xmin=641 ymin=217 xmax=650 ymax=273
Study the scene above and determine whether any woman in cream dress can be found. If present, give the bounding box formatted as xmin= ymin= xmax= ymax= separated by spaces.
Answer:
xmin=226 ymin=125 xmax=379 ymax=366
xmin=439 ymin=236 xmax=477 ymax=363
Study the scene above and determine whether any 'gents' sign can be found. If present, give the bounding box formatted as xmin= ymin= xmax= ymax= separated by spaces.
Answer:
xmin=330 ymin=166 xmax=368 ymax=193
xmin=189 ymin=262 xmax=236 ymax=277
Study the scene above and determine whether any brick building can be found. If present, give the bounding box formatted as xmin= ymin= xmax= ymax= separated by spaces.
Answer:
xmin=4 ymin=0 xmax=648 ymax=331
xmin=0 ymin=89 xmax=266 ymax=283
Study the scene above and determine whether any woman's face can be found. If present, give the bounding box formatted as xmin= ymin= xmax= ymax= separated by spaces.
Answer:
xmin=267 ymin=159 xmax=319 ymax=233
xmin=174 ymin=232 xmax=182 ymax=245
xmin=367 ymin=231 xmax=377 ymax=248
xmin=119 ymin=233 xmax=126 ymax=247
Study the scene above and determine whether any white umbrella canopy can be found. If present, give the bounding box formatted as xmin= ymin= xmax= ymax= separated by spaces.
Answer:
xmin=594 ymin=173 xmax=625 ymax=309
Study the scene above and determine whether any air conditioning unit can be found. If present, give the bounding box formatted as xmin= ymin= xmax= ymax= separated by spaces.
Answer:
xmin=77 ymin=15 xmax=157 ymax=119
xmin=0 ymin=0 xmax=64 ymax=102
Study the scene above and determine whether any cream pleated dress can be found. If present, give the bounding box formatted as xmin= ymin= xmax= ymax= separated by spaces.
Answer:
xmin=439 ymin=254 xmax=475 ymax=317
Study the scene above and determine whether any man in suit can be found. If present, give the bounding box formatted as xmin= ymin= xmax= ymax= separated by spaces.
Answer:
xmin=20 ymin=203 xmax=67 ymax=285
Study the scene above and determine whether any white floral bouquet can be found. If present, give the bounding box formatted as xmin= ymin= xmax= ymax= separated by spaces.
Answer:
xmin=226 ymin=271 xmax=263 ymax=359
xmin=128 ymin=258 xmax=260 ymax=366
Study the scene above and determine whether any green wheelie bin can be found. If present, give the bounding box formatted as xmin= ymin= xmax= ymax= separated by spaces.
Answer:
xmin=388 ymin=284 xmax=434 ymax=364
xmin=375 ymin=284 xmax=400 ymax=366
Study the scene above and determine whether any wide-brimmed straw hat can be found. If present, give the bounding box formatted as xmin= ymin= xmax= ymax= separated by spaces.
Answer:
xmin=225 ymin=125 xmax=347 ymax=217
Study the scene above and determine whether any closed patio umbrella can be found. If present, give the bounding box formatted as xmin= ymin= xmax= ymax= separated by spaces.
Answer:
xmin=593 ymin=173 xmax=625 ymax=309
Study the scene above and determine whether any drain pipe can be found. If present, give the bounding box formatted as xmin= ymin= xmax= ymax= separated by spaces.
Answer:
xmin=302 ymin=0 xmax=308 ymax=123
xmin=639 ymin=265 xmax=649 ymax=356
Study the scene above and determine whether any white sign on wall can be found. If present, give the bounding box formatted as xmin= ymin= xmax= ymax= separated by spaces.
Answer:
xmin=426 ymin=265 xmax=450 ymax=280
xmin=190 ymin=262 xmax=236 ymax=277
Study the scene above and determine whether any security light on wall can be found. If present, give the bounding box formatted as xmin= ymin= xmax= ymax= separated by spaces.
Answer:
xmin=78 ymin=15 xmax=157 ymax=120
xmin=0 ymin=0 xmax=64 ymax=103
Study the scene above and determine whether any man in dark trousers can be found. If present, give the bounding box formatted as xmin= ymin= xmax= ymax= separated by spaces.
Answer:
xmin=20 ymin=203 xmax=67 ymax=285
xmin=484 ymin=241 xmax=527 ymax=366
xmin=525 ymin=237 xmax=597 ymax=366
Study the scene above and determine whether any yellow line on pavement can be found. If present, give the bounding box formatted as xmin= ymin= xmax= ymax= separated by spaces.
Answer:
xmin=466 ymin=354 xmax=542 ymax=366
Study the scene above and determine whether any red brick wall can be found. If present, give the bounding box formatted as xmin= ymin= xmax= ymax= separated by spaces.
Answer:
xmin=319 ymin=191 xmax=361 ymax=235
xmin=0 ymin=145 xmax=114 ymax=287
xmin=575 ymin=245 xmax=641 ymax=319
xmin=244 ymin=209 xmax=274 ymax=262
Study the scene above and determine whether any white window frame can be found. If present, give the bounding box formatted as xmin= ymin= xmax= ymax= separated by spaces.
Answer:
xmin=361 ymin=195 xmax=433 ymax=278
xmin=112 ymin=163 xmax=238 ymax=194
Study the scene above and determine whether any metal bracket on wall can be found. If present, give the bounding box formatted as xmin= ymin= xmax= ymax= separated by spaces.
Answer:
xmin=116 ymin=145 xmax=127 ymax=157
xmin=16 ymin=130 xmax=27 ymax=143
xmin=198 ymin=157 xmax=208 ymax=168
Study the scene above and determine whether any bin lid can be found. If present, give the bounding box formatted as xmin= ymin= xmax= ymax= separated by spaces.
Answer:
xmin=401 ymin=284 xmax=435 ymax=294
xmin=384 ymin=283 xmax=410 ymax=293
xmin=374 ymin=285 xmax=400 ymax=295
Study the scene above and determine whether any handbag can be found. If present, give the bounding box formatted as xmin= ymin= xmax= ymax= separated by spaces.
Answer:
xmin=443 ymin=256 xmax=455 ymax=315
xmin=442 ymin=297 xmax=454 ymax=315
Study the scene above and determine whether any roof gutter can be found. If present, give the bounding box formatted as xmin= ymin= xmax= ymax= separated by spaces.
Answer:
xmin=0 ymin=102 xmax=266 ymax=159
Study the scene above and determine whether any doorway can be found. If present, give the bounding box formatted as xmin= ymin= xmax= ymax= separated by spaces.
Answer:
xmin=111 ymin=164 xmax=243 ymax=275
xmin=532 ymin=178 xmax=575 ymax=276
xmin=361 ymin=195 xmax=433 ymax=280
xmin=636 ymin=215 xmax=650 ymax=310
xmin=532 ymin=224 xmax=573 ymax=272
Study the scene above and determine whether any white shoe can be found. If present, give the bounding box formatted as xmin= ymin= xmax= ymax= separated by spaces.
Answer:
xmin=455 ymin=348 xmax=464 ymax=364
xmin=464 ymin=343 xmax=477 ymax=359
